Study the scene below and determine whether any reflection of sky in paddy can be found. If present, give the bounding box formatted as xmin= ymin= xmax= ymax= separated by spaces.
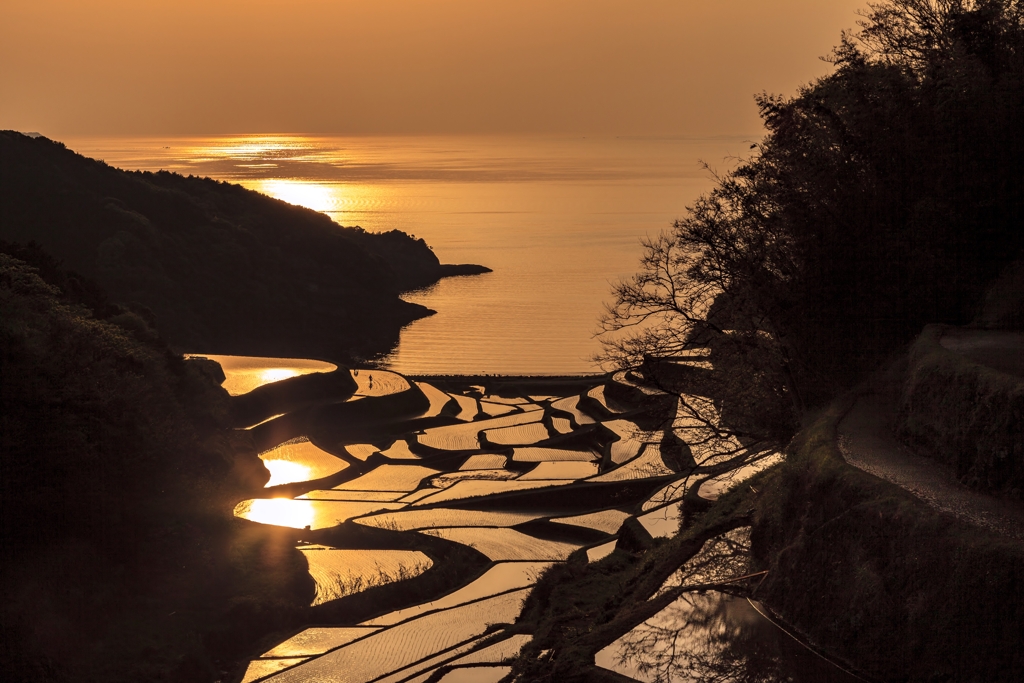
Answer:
xmin=215 ymin=366 xmax=824 ymax=681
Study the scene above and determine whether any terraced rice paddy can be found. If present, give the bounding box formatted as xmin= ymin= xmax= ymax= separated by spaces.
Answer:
xmin=551 ymin=395 xmax=595 ymax=425
xmin=415 ymin=381 xmax=453 ymax=417
xmin=587 ymin=539 xmax=619 ymax=562
xmin=379 ymin=439 xmax=421 ymax=460
xmin=355 ymin=509 xmax=544 ymax=532
xmin=350 ymin=368 xmax=410 ymax=397
xmin=434 ymin=666 xmax=512 ymax=682
xmin=479 ymin=401 xmax=519 ymax=417
xmin=411 ymin=479 xmax=574 ymax=505
xmin=589 ymin=443 xmax=674 ymax=482
xmin=551 ymin=509 xmax=631 ymax=534
xmin=447 ymin=393 xmax=479 ymax=421
xmin=334 ymin=464 xmax=441 ymax=492
xmin=189 ymin=354 xmax=337 ymax=395
xmin=430 ymin=469 xmax=519 ymax=488
xmin=418 ymin=411 xmax=542 ymax=451
xmin=642 ymin=478 xmax=688 ymax=511
xmin=551 ymin=416 xmax=574 ymax=434
xmin=265 ymin=589 xmax=531 ymax=682
xmin=398 ymin=487 xmax=445 ymax=503
xmin=697 ymin=452 xmax=784 ymax=500
xmin=362 ymin=562 xmax=552 ymax=626
xmin=259 ymin=438 xmax=349 ymax=487
xmin=422 ymin=528 xmax=581 ymax=561
xmin=482 ymin=421 xmax=551 ymax=445
xmin=588 ymin=385 xmax=625 ymax=413
xmin=484 ymin=396 xmax=528 ymax=405
xmin=239 ymin=657 xmax=308 ymax=683
xmin=459 ymin=454 xmax=509 ymax=470
xmin=297 ymin=490 xmax=406 ymax=502
xmin=343 ymin=443 xmax=379 ymax=461
xmin=298 ymin=546 xmax=433 ymax=605
xmin=260 ymin=627 xmax=380 ymax=657
xmin=373 ymin=637 xmax=491 ymax=683
xmin=603 ymin=419 xmax=661 ymax=465
xmin=636 ymin=501 xmax=684 ymax=538
xmin=612 ymin=369 xmax=667 ymax=397
xmin=519 ymin=461 xmax=599 ymax=480
xmin=226 ymin=361 xmax=798 ymax=682
xmin=592 ymin=574 xmax=859 ymax=683
xmin=233 ymin=498 xmax=406 ymax=530
xmin=447 ymin=633 xmax=533 ymax=665
xmin=512 ymin=446 xmax=596 ymax=462
xmin=657 ymin=528 xmax=752 ymax=593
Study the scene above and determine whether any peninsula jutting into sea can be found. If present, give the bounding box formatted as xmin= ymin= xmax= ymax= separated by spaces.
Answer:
xmin=2 ymin=1 xmax=1024 ymax=682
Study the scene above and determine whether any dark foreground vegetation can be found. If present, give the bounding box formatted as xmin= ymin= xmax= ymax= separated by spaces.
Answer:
xmin=0 ymin=244 xmax=319 ymax=682
xmin=602 ymin=0 xmax=1024 ymax=425
xmin=0 ymin=131 xmax=488 ymax=363
xmin=590 ymin=1 xmax=1024 ymax=680
xmin=751 ymin=397 xmax=1024 ymax=682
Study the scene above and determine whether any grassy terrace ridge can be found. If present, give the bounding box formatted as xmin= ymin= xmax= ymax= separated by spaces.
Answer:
xmin=751 ymin=393 xmax=1024 ymax=683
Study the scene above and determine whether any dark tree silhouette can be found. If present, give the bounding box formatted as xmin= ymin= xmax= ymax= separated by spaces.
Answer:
xmin=599 ymin=0 xmax=1024 ymax=441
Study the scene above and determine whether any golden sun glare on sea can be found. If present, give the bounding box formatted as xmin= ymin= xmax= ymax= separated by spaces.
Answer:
xmin=255 ymin=179 xmax=337 ymax=213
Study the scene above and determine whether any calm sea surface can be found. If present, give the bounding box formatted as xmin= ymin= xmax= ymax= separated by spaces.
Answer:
xmin=67 ymin=135 xmax=755 ymax=374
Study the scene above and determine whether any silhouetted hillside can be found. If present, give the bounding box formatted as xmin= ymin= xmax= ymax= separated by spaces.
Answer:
xmin=0 ymin=247 xmax=314 ymax=682
xmin=0 ymin=131 xmax=488 ymax=362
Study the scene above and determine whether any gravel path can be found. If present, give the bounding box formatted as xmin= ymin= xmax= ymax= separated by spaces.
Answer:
xmin=838 ymin=396 xmax=1024 ymax=541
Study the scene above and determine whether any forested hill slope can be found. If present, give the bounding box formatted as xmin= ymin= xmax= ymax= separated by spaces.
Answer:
xmin=0 ymin=131 xmax=487 ymax=362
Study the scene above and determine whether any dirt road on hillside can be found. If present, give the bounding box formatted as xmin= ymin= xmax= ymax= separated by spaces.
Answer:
xmin=838 ymin=396 xmax=1024 ymax=541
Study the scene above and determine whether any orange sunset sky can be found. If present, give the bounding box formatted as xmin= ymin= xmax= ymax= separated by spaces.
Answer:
xmin=2 ymin=0 xmax=867 ymax=138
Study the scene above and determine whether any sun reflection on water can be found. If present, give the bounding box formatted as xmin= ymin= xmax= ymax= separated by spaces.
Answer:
xmin=234 ymin=498 xmax=316 ymax=529
xmin=261 ymin=459 xmax=314 ymax=488
xmin=259 ymin=367 xmax=302 ymax=385
xmin=184 ymin=355 xmax=337 ymax=395
xmin=251 ymin=179 xmax=338 ymax=213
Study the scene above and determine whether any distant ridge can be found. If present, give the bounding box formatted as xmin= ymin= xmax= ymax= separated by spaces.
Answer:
xmin=0 ymin=131 xmax=489 ymax=362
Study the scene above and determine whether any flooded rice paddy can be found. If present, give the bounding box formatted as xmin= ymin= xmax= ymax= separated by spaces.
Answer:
xmin=186 ymin=354 xmax=337 ymax=396
xmin=207 ymin=354 xmax=857 ymax=682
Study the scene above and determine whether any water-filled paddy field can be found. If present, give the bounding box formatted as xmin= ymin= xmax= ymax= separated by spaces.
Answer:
xmin=195 ymin=354 xmax=857 ymax=682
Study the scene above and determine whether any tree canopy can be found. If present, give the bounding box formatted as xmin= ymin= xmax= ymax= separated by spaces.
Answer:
xmin=600 ymin=0 xmax=1024 ymax=441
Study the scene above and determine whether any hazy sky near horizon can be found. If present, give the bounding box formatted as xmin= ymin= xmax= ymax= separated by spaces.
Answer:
xmin=2 ymin=0 xmax=867 ymax=138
